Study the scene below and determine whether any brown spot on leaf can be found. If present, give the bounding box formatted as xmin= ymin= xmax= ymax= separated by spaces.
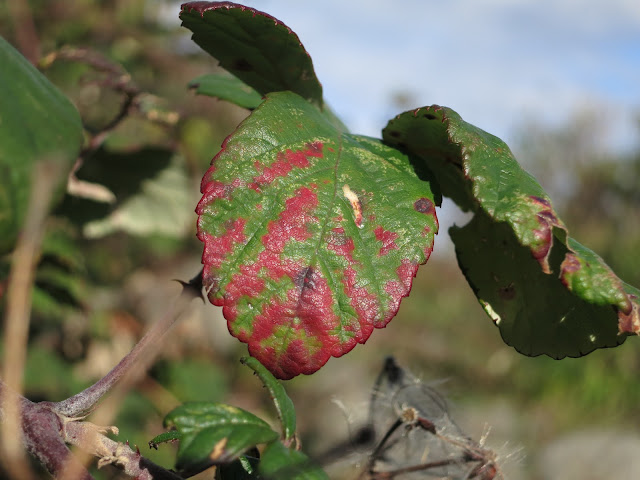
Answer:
xmin=422 ymin=113 xmax=437 ymax=120
xmin=305 ymin=141 xmax=323 ymax=155
xmin=559 ymin=254 xmax=582 ymax=290
xmin=232 ymin=58 xmax=252 ymax=72
xmin=414 ymin=197 xmax=435 ymax=215
xmin=618 ymin=296 xmax=640 ymax=334
xmin=529 ymin=195 xmax=551 ymax=208
xmin=343 ymin=184 xmax=363 ymax=228
xmin=209 ymin=437 xmax=228 ymax=461
xmin=498 ymin=283 xmax=516 ymax=301
xmin=294 ymin=266 xmax=318 ymax=292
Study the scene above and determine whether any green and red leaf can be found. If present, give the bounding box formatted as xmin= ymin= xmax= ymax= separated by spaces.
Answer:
xmin=180 ymin=2 xmax=323 ymax=107
xmin=197 ymin=91 xmax=438 ymax=379
xmin=383 ymin=106 xmax=639 ymax=358
xmin=383 ymin=106 xmax=566 ymax=273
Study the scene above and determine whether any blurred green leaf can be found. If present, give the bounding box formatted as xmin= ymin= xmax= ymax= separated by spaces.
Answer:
xmin=189 ymin=73 xmax=263 ymax=109
xmin=22 ymin=345 xmax=85 ymax=398
xmin=0 ymin=36 xmax=83 ymax=254
xmin=180 ymin=2 xmax=323 ymax=107
xmin=30 ymin=221 xmax=86 ymax=322
xmin=241 ymin=356 xmax=296 ymax=444
xmin=163 ymin=402 xmax=279 ymax=475
xmin=259 ymin=441 xmax=328 ymax=480
xmin=156 ymin=359 xmax=228 ymax=403
xmin=84 ymin=158 xmax=191 ymax=238
xmin=450 ymin=211 xmax=626 ymax=357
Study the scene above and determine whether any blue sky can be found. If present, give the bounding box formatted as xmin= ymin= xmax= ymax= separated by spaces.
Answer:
xmin=188 ymin=0 xmax=640 ymax=152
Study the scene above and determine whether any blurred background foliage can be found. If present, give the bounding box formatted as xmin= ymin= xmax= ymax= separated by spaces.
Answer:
xmin=1 ymin=1 xmax=639 ymax=479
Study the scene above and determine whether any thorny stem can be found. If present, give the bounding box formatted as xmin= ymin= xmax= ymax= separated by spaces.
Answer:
xmin=54 ymin=275 xmax=203 ymax=417
xmin=0 ymin=381 xmax=94 ymax=480
xmin=56 ymin=283 xmax=200 ymax=479
xmin=57 ymin=276 xmax=201 ymax=479
xmin=0 ymin=380 xmax=183 ymax=480
xmin=0 ymin=273 xmax=202 ymax=480
xmin=63 ymin=421 xmax=183 ymax=480
xmin=369 ymin=458 xmax=466 ymax=480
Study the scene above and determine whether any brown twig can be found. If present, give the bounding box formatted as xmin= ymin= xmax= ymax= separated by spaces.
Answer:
xmin=5 ymin=0 xmax=40 ymax=64
xmin=0 ymin=160 xmax=66 ymax=480
xmin=39 ymin=46 xmax=180 ymax=204
xmin=1 ymin=379 xmax=183 ymax=480
xmin=63 ymin=420 xmax=184 ymax=480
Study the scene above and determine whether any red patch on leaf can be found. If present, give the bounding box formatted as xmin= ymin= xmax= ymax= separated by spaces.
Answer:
xmin=384 ymin=259 xmax=419 ymax=317
xmin=559 ymin=253 xmax=581 ymax=287
xmin=248 ymin=267 xmax=341 ymax=379
xmin=198 ymin=172 xmax=244 ymax=209
xmin=529 ymin=195 xmax=564 ymax=274
xmin=221 ymin=186 xmax=318 ymax=302
xmin=249 ymin=142 xmax=323 ymax=191
xmin=374 ymin=226 xmax=399 ymax=256
xmin=200 ymin=218 xmax=247 ymax=271
xmin=198 ymin=217 xmax=248 ymax=293
xmin=211 ymin=186 xmax=347 ymax=378
xmin=327 ymin=228 xmax=380 ymax=332
xmin=618 ymin=295 xmax=640 ymax=334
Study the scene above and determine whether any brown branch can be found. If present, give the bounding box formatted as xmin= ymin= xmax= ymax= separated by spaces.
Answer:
xmin=54 ymin=278 xmax=201 ymax=418
xmin=1 ymin=379 xmax=182 ymax=480
xmin=63 ymin=420 xmax=183 ymax=480
xmin=5 ymin=0 xmax=40 ymax=64
xmin=39 ymin=46 xmax=180 ymax=201
xmin=0 ymin=160 xmax=66 ymax=479
xmin=0 ymin=381 xmax=94 ymax=480
xmin=53 ymin=276 xmax=202 ymax=478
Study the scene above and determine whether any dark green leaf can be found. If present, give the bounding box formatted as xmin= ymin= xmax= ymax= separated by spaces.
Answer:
xmin=450 ymin=211 xmax=627 ymax=357
xmin=0 ymin=37 xmax=83 ymax=254
xmin=383 ymin=105 xmax=640 ymax=357
xmin=163 ymin=402 xmax=279 ymax=475
xmin=241 ymin=356 xmax=296 ymax=444
xmin=215 ymin=451 xmax=261 ymax=480
xmin=189 ymin=73 xmax=263 ymax=109
xmin=180 ymin=2 xmax=323 ymax=107
xmin=259 ymin=441 xmax=328 ymax=480
xmin=197 ymin=91 xmax=438 ymax=379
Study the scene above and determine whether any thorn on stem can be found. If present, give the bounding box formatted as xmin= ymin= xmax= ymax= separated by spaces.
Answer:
xmin=174 ymin=268 xmax=204 ymax=302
